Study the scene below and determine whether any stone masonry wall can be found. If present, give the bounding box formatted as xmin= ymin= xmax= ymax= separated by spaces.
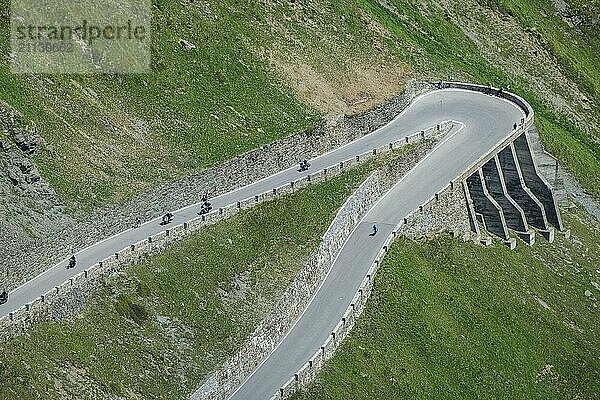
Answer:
xmin=399 ymin=183 xmax=471 ymax=239
xmin=0 ymin=123 xmax=452 ymax=344
xmin=192 ymin=124 xmax=454 ymax=400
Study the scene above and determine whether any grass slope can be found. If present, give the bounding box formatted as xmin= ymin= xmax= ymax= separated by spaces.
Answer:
xmin=291 ymin=205 xmax=600 ymax=400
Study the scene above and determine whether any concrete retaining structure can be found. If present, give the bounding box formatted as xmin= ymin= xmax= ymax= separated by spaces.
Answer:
xmin=439 ymin=81 xmax=563 ymax=244
xmin=512 ymin=134 xmax=563 ymax=231
xmin=497 ymin=144 xmax=549 ymax=231
xmin=467 ymin=170 xmax=510 ymax=240
xmin=464 ymin=131 xmax=563 ymax=244
xmin=481 ymin=157 xmax=528 ymax=234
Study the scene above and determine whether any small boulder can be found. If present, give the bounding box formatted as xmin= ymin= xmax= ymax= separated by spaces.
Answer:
xmin=179 ymin=39 xmax=196 ymax=51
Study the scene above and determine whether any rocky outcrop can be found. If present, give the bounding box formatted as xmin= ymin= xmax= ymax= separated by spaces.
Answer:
xmin=0 ymin=103 xmax=72 ymax=289
xmin=0 ymin=101 xmax=39 ymax=154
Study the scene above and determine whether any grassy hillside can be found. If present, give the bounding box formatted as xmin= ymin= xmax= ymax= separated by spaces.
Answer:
xmin=291 ymin=205 xmax=600 ymax=400
xmin=0 ymin=0 xmax=598 ymax=212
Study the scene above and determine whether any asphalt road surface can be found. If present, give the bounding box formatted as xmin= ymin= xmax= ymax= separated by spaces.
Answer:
xmin=0 ymin=88 xmax=525 ymax=400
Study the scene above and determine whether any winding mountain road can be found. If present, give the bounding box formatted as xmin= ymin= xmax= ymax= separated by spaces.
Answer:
xmin=225 ymin=88 xmax=525 ymax=399
xmin=0 ymin=87 xmax=526 ymax=399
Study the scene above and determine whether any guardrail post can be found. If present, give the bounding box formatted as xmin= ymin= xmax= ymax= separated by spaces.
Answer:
xmin=237 ymin=201 xmax=241 ymax=209
xmin=356 ymin=155 xmax=360 ymax=162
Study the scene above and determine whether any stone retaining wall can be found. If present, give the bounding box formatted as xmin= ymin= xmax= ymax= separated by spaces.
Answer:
xmin=0 ymin=123 xmax=451 ymax=344
xmin=399 ymin=183 xmax=471 ymax=239
xmin=191 ymin=125 xmax=453 ymax=400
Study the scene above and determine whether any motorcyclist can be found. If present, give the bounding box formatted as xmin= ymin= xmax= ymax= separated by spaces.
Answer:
xmin=199 ymin=201 xmax=212 ymax=215
xmin=68 ymin=255 xmax=76 ymax=269
xmin=299 ymin=159 xmax=310 ymax=172
xmin=162 ymin=212 xmax=174 ymax=225
xmin=0 ymin=289 xmax=7 ymax=304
